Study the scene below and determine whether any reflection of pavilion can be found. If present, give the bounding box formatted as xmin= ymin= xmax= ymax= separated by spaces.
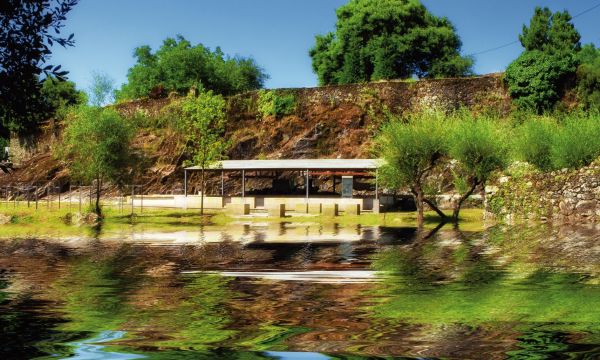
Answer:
xmin=110 ymin=223 xmax=382 ymax=244
xmin=182 ymin=159 xmax=388 ymax=213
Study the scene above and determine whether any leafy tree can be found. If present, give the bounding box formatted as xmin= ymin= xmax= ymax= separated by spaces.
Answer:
xmin=448 ymin=115 xmax=509 ymax=222
xmin=116 ymin=36 xmax=267 ymax=101
xmin=551 ymin=113 xmax=600 ymax=170
xmin=88 ymin=71 xmax=115 ymax=106
xmin=60 ymin=107 xmax=133 ymax=215
xmin=576 ymin=44 xmax=600 ymax=111
xmin=519 ymin=7 xmax=580 ymax=55
xmin=182 ymin=88 xmax=228 ymax=216
xmin=514 ymin=117 xmax=557 ymax=171
xmin=40 ymin=76 xmax=87 ymax=118
xmin=375 ymin=111 xmax=448 ymax=227
xmin=0 ymin=0 xmax=78 ymax=135
xmin=309 ymin=0 xmax=473 ymax=85
xmin=505 ymin=50 xmax=577 ymax=113
xmin=506 ymin=7 xmax=581 ymax=112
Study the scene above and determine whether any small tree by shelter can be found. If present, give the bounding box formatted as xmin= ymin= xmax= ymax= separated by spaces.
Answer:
xmin=60 ymin=107 xmax=133 ymax=215
xmin=375 ymin=111 xmax=448 ymax=227
xmin=181 ymin=88 xmax=228 ymax=216
xmin=448 ymin=115 xmax=509 ymax=222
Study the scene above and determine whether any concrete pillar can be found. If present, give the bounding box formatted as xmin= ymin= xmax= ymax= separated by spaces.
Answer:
xmin=295 ymin=203 xmax=308 ymax=213
xmin=323 ymin=204 xmax=339 ymax=216
xmin=308 ymin=203 xmax=322 ymax=214
xmin=228 ymin=203 xmax=250 ymax=215
xmin=345 ymin=203 xmax=361 ymax=215
xmin=268 ymin=204 xmax=286 ymax=218
xmin=373 ymin=199 xmax=381 ymax=214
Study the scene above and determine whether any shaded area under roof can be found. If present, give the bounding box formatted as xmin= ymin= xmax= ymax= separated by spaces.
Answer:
xmin=185 ymin=159 xmax=382 ymax=171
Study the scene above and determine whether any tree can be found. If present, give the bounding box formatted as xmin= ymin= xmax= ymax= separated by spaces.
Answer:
xmin=448 ymin=115 xmax=509 ymax=222
xmin=88 ymin=72 xmax=115 ymax=106
xmin=40 ymin=76 xmax=87 ymax=118
xmin=375 ymin=111 xmax=448 ymax=227
xmin=506 ymin=7 xmax=581 ymax=112
xmin=60 ymin=107 xmax=133 ymax=215
xmin=504 ymin=50 xmax=577 ymax=113
xmin=0 ymin=0 xmax=78 ymax=135
xmin=116 ymin=36 xmax=268 ymax=101
xmin=309 ymin=0 xmax=473 ymax=85
xmin=576 ymin=44 xmax=600 ymax=111
xmin=181 ymin=88 xmax=228 ymax=216
xmin=519 ymin=7 xmax=580 ymax=55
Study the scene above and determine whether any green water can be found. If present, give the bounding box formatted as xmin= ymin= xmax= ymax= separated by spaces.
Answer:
xmin=1 ymin=223 xmax=600 ymax=359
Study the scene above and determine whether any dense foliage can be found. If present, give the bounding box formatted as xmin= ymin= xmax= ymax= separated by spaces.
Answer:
xmin=448 ymin=115 xmax=509 ymax=220
xmin=514 ymin=117 xmax=556 ymax=171
xmin=505 ymin=7 xmax=580 ymax=113
xmin=309 ymin=0 xmax=472 ymax=85
xmin=59 ymin=107 xmax=134 ymax=214
xmin=257 ymin=90 xmax=296 ymax=119
xmin=116 ymin=36 xmax=268 ymax=101
xmin=375 ymin=111 xmax=448 ymax=226
xmin=576 ymin=45 xmax=600 ymax=111
xmin=181 ymin=88 xmax=228 ymax=215
xmin=0 ymin=0 xmax=78 ymax=135
xmin=505 ymin=50 xmax=577 ymax=113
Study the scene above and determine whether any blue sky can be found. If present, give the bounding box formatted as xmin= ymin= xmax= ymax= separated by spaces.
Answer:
xmin=51 ymin=0 xmax=600 ymax=93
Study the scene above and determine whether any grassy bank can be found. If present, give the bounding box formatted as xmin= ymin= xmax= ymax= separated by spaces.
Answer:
xmin=0 ymin=202 xmax=486 ymax=239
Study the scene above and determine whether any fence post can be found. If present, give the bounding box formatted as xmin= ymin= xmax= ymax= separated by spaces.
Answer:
xmin=131 ymin=184 xmax=134 ymax=216
xmin=35 ymin=185 xmax=38 ymax=210
xmin=79 ymin=185 xmax=82 ymax=213
xmin=140 ymin=183 xmax=143 ymax=213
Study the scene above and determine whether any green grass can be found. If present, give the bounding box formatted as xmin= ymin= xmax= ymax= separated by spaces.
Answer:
xmin=0 ymin=201 xmax=486 ymax=238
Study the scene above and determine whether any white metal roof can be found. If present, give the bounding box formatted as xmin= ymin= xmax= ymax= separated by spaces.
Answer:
xmin=185 ymin=159 xmax=382 ymax=171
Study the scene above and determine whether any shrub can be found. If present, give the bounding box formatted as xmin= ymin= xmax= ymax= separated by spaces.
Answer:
xmin=257 ymin=90 xmax=296 ymax=119
xmin=374 ymin=110 xmax=449 ymax=226
xmin=576 ymin=45 xmax=600 ymax=111
xmin=551 ymin=114 xmax=600 ymax=169
xmin=448 ymin=114 xmax=510 ymax=220
xmin=514 ymin=117 xmax=557 ymax=171
xmin=0 ymin=137 xmax=8 ymax=161
xmin=504 ymin=50 xmax=577 ymax=113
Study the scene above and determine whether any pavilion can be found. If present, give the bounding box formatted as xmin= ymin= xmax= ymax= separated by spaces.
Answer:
xmin=183 ymin=159 xmax=385 ymax=212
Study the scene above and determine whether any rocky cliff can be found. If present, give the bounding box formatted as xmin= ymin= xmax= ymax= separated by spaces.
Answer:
xmin=1 ymin=74 xmax=509 ymax=195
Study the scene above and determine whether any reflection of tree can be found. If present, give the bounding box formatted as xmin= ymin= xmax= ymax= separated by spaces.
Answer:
xmin=0 ymin=269 xmax=80 ymax=358
xmin=127 ymin=273 xmax=237 ymax=350
xmin=369 ymin=227 xmax=600 ymax=330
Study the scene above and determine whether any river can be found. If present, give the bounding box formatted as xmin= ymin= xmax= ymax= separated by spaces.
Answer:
xmin=1 ymin=222 xmax=600 ymax=359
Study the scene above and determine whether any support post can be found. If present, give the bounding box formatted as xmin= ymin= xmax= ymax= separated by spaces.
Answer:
xmin=375 ymin=169 xmax=379 ymax=200
xmin=305 ymin=169 xmax=309 ymax=203
xmin=221 ymin=170 xmax=224 ymax=197
xmin=184 ymin=169 xmax=188 ymax=197
xmin=242 ymin=170 xmax=245 ymax=200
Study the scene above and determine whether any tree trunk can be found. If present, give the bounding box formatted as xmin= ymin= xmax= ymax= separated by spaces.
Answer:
xmin=423 ymin=197 xmax=448 ymax=220
xmin=95 ymin=177 xmax=101 ymax=216
xmin=412 ymin=186 xmax=424 ymax=228
xmin=452 ymin=180 xmax=479 ymax=223
xmin=200 ymin=167 xmax=205 ymax=216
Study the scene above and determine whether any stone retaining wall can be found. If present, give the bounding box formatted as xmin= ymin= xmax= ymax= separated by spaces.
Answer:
xmin=487 ymin=162 xmax=600 ymax=223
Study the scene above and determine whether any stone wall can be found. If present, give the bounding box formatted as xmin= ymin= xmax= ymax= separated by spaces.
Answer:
xmin=487 ymin=162 xmax=600 ymax=223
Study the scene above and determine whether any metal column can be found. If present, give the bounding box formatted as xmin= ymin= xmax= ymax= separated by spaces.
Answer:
xmin=184 ymin=169 xmax=188 ymax=197
xmin=221 ymin=170 xmax=224 ymax=196
xmin=305 ymin=169 xmax=309 ymax=202
xmin=375 ymin=169 xmax=379 ymax=200
xmin=242 ymin=170 xmax=245 ymax=200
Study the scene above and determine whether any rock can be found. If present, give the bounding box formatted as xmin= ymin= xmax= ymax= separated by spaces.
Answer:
xmin=559 ymin=200 xmax=575 ymax=216
xmin=576 ymin=200 xmax=597 ymax=217
xmin=0 ymin=214 xmax=12 ymax=225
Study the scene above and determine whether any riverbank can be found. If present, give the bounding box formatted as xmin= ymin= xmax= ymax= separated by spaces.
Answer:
xmin=0 ymin=204 xmax=486 ymax=238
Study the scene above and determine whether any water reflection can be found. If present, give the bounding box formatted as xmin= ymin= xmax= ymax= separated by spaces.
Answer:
xmin=0 ymin=223 xmax=600 ymax=358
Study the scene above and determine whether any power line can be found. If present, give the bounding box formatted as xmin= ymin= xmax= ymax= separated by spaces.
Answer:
xmin=468 ymin=1 xmax=600 ymax=57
